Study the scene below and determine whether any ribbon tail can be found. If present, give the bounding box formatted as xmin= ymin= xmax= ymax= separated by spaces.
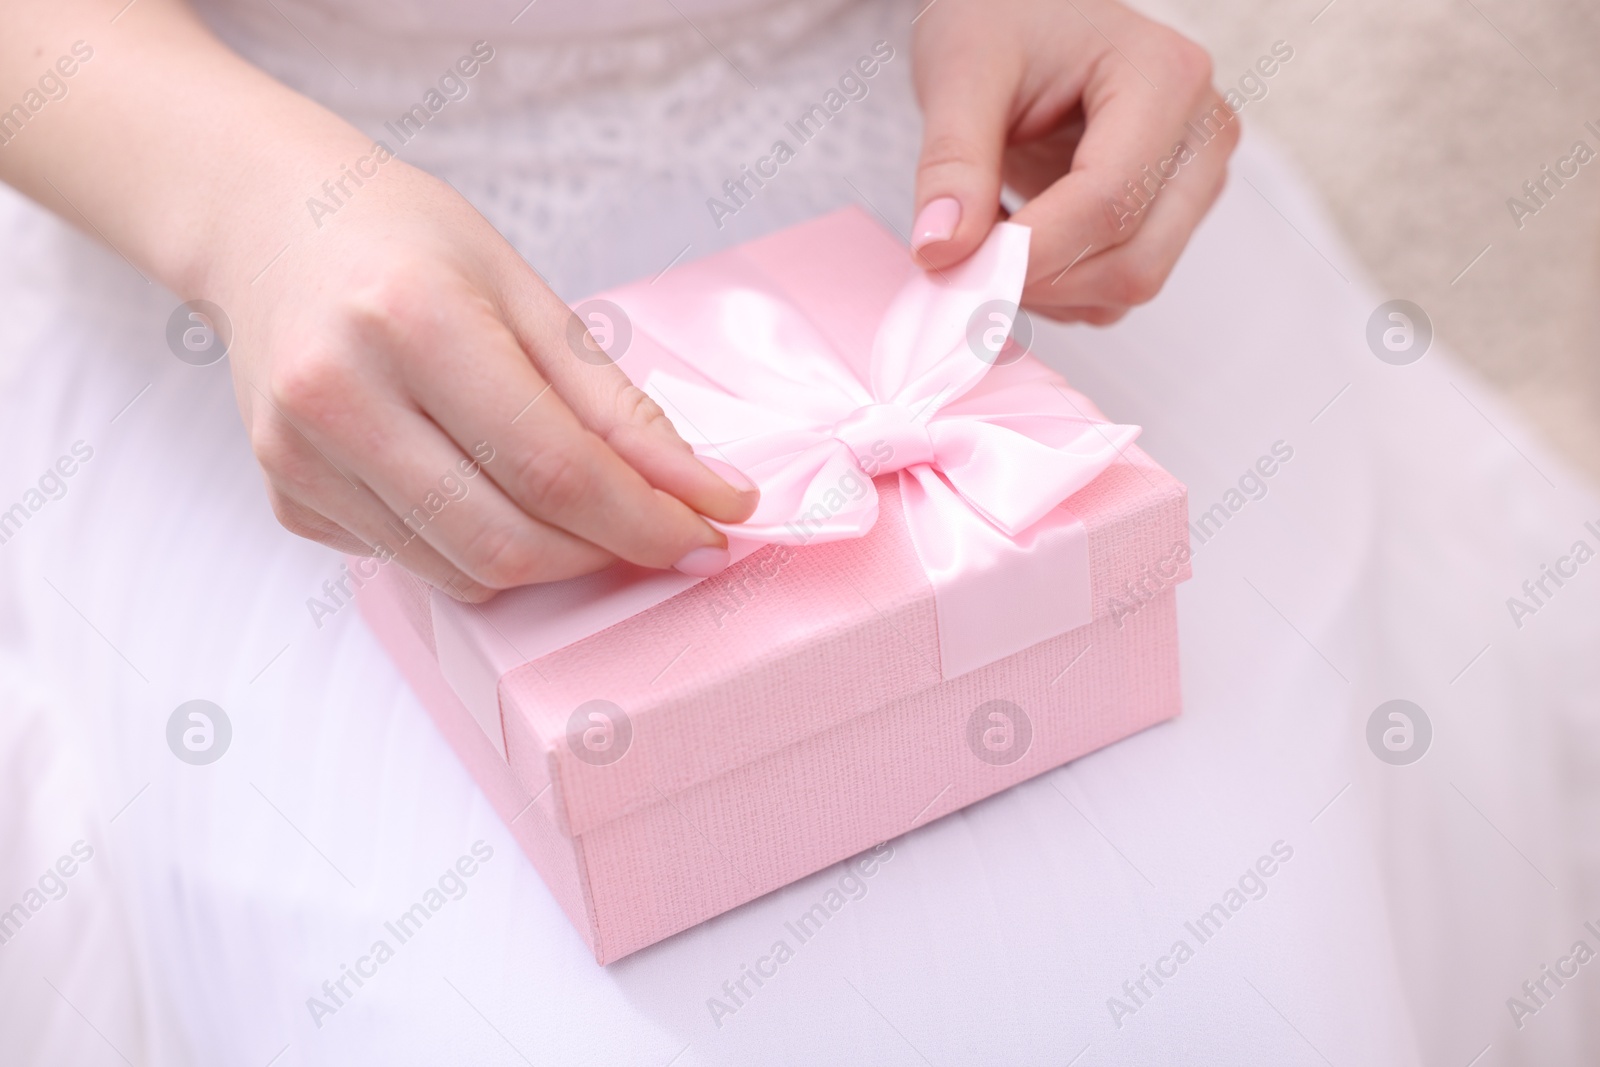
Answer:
xmin=898 ymin=466 xmax=1094 ymax=679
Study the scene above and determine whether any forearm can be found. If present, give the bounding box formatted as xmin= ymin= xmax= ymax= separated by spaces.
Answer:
xmin=0 ymin=0 xmax=377 ymax=297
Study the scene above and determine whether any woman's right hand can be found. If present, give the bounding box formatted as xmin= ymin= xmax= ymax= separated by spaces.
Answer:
xmin=1 ymin=0 xmax=756 ymax=600
xmin=218 ymin=157 xmax=757 ymax=601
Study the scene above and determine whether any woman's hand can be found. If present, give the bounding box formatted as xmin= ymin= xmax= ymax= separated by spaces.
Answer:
xmin=1 ymin=0 xmax=756 ymax=600
xmin=225 ymin=161 xmax=757 ymax=601
xmin=910 ymin=0 xmax=1239 ymax=324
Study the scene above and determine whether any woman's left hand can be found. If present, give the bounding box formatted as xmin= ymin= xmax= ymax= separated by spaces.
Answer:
xmin=910 ymin=0 xmax=1239 ymax=324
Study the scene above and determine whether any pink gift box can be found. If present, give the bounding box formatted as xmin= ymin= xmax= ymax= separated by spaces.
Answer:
xmin=356 ymin=209 xmax=1190 ymax=963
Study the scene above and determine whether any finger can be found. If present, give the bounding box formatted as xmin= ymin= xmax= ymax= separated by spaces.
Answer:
xmin=1028 ymin=305 xmax=1127 ymax=326
xmin=1011 ymin=29 xmax=1223 ymax=287
xmin=366 ymin=277 xmax=729 ymax=571
xmin=260 ymin=404 xmax=621 ymax=594
xmin=340 ymin=405 xmax=622 ymax=588
xmin=909 ymin=18 xmax=1017 ymax=269
xmin=262 ymin=490 xmax=371 ymax=555
xmin=1001 ymin=111 xmax=1086 ymax=200
xmin=496 ymin=281 xmax=760 ymax=524
xmin=1023 ymin=126 xmax=1231 ymax=311
xmin=251 ymin=421 xmax=499 ymax=601
xmin=266 ymin=482 xmax=494 ymax=602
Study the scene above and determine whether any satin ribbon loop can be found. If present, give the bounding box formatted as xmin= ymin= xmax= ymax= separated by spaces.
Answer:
xmin=830 ymin=402 xmax=935 ymax=473
xmin=625 ymin=219 xmax=1142 ymax=677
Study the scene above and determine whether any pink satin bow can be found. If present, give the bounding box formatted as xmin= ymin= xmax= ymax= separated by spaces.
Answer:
xmin=626 ymin=222 xmax=1141 ymax=677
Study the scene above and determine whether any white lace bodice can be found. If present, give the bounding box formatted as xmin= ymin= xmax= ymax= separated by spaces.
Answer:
xmin=192 ymin=0 xmax=923 ymax=298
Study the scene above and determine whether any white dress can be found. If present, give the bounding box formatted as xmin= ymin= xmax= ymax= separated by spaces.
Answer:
xmin=2 ymin=0 xmax=1597 ymax=1064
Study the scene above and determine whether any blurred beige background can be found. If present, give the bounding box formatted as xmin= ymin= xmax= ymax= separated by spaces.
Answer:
xmin=1154 ymin=0 xmax=1600 ymax=480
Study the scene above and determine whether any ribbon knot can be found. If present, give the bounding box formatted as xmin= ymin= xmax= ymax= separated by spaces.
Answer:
xmin=625 ymin=217 xmax=1140 ymax=678
xmin=830 ymin=403 xmax=934 ymax=473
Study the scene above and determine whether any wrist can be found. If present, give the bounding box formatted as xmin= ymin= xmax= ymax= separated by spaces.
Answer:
xmin=165 ymin=97 xmax=385 ymax=302
xmin=1 ymin=0 xmax=380 ymax=303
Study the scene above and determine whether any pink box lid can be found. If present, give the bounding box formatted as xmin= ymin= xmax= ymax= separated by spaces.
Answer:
xmin=425 ymin=209 xmax=1191 ymax=838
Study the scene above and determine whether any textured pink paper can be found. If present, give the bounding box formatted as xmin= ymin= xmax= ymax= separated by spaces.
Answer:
xmin=360 ymin=566 xmax=1183 ymax=963
xmin=353 ymin=211 xmax=1193 ymax=963
xmin=430 ymin=209 xmax=1138 ymax=739
xmin=357 ymin=443 xmax=1187 ymax=962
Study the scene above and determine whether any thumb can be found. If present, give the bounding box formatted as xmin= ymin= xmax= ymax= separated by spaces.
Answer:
xmin=911 ymin=47 xmax=1014 ymax=270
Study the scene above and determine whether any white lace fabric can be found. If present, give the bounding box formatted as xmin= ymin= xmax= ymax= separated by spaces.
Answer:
xmin=195 ymin=0 xmax=922 ymax=298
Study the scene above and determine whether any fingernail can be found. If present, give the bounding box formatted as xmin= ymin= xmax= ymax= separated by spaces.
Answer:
xmin=911 ymin=197 xmax=961 ymax=250
xmin=698 ymin=455 xmax=760 ymax=498
xmin=673 ymin=545 xmax=731 ymax=577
